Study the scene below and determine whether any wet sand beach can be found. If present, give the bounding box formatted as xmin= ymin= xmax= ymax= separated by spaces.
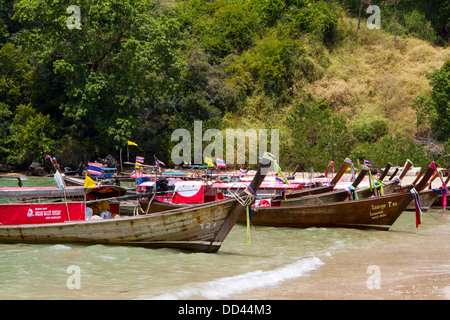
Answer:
xmin=233 ymin=211 xmax=450 ymax=300
xmin=229 ymin=172 xmax=450 ymax=300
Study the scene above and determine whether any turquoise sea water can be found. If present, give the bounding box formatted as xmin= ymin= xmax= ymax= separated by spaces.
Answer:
xmin=0 ymin=176 xmax=448 ymax=300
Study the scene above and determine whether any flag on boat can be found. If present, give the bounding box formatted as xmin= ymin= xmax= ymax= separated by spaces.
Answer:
xmin=205 ymin=156 xmax=214 ymax=167
xmin=364 ymin=159 xmax=373 ymax=167
xmin=216 ymin=157 xmax=226 ymax=168
xmin=155 ymin=158 xmax=166 ymax=167
xmin=87 ymin=162 xmax=103 ymax=176
xmin=54 ymin=171 xmax=66 ymax=190
xmin=263 ymin=152 xmax=289 ymax=185
xmin=135 ymin=156 xmax=144 ymax=169
xmin=84 ymin=175 xmax=96 ymax=189
xmin=127 ymin=140 xmax=138 ymax=147
xmin=127 ymin=140 xmax=143 ymax=151
xmin=239 ymin=168 xmax=246 ymax=174
xmin=136 ymin=156 xmax=144 ymax=164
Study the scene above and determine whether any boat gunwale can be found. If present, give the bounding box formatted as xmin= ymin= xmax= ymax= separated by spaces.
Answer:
xmin=258 ymin=192 xmax=413 ymax=211
xmin=0 ymin=197 xmax=238 ymax=230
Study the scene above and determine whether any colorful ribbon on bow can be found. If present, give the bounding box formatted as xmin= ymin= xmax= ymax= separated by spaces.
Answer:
xmin=431 ymin=170 xmax=448 ymax=210
xmin=368 ymin=170 xmax=383 ymax=196
xmin=243 ymin=185 xmax=257 ymax=245
xmin=410 ymin=188 xmax=423 ymax=228
xmin=345 ymin=185 xmax=358 ymax=200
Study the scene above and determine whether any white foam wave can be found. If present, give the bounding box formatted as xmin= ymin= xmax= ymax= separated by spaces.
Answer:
xmin=143 ymin=256 xmax=324 ymax=300
xmin=49 ymin=244 xmax=71 ymax=250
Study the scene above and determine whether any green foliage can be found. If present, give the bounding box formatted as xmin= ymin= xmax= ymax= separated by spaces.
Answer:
xmin=239 ymin=31 xmax=304 ymax=96
xmin=285 ymin=1 xmax=339 ymax=44
xmin=340 ymin=0 xmax=449 ymax=44
xmin=251 ymin=0 xmax=286 ymax=27
xmin=0 ymin=43 xmax=34 ymax=109
xmin=382 ymin=6 xmax=438 ymax=44
xmin=351 ymin=135 xmax=430 ymax=169
xmin=0 ymin=42 xmax=35 ymax=163
xmin=444 ymin=139 xmax=450 ymax=164
xmin=179 ymin=0 xmax=263 ymax=58
xmin=352 ymin=119 xmax=388 ymax=143
xmin=282 ymin=98 xmax=352 ymax=171
xmin=0 ymin=102 xmax=12 ymax=160
xmin=7 ymin=104 xmax=57 ymax=167
xmin=12 ymin=0 xmax=183 ymax=159
xmin=413 ymin=60 xmax=450 ymax=141
xmin=0 ymin=0 xmax=446 ymax=170
xmin=427 ymin=61 xmax=450 ymax=140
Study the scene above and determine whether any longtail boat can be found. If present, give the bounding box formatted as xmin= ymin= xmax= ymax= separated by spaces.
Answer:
xmin=277 ymin=166 xmax=370 ymax=206
xmin=237 ymin=162 xmax=437 ymax=230
xmin=0 ymin=159 xmax=270 ymax=253
xmin=272 ymin=158 xmax=352 ymax=200
xmin=240 ymin=193 xmax=413 ymax=230
xmin=405 ymin=171 xmax=450 ymax=212
xmin=0 ymin=185 xmax=86 ymax=200
xmin=278 ymin=160 xmax=413 ymax=206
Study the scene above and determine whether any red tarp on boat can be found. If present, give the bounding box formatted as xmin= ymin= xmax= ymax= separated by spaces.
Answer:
xmin=0 ymin=202 xmax=85 ymax=225
xmin=172 ymin=181 xmax=204 ymax=204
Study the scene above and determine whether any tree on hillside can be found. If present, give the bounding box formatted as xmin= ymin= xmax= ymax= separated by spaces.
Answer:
xmin=356 ymin=0 xmax=371 ymax=38
xmin=381 ymin=0 xmax=416 ymax=43
xmin=381 ymin=0 xmax=402 ymax=43
xmin=0 ymin=42 xmax=36 ymax=163
xmin=12 ymin=0 xmax=183 ymax=162
xmin=283 ymin=98 xmax=352 ymax=171
xmin=412 ymin=61 xmax=450 ymax=142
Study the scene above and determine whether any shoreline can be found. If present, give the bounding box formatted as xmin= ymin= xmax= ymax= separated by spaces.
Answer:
xmin=231 ymin=212 xmax=450 ymax=300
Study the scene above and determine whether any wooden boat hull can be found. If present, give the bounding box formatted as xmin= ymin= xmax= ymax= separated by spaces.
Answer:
xmin=273 ymin=158 xmax=352 ymax=200
xmin=432 ymin=193 xmax=448 ymax=208
xmin=280 ymin=180 xmax=400 ymax=206
xmin=405 ymin=189 xmax=440 ymax=212
xmin=0 ymin=186 xmax=86 ymax=199
xmin=240 ymin=193 xmax=414 ymax=231
xmin=0 ymin=159 xmax=271 ymax=252
xmin=0 ymin=198 xmax=240 ymax=252
xmin=138 ymin=199 xmax=187 ymax=213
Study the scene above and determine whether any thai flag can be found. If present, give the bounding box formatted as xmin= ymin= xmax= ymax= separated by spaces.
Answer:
xmin=216 ymin=157 xmax=226 ymax=168
xmin=275 ymin=176 xmax=285 ymax=183
xmin=156 ymin=158 xmax=166 ymax=167
xmin=239 ymin=168 xmax=246 ymax=174
xmin=364 ymin=159 xmax=373 ymax=167
xmin=87 ymin=162 xmax=103 ymax=176
xmin=136 ymin=156 xmax=144 ymax=164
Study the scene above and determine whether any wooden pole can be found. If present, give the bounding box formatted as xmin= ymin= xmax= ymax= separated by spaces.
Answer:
xmin=120 ymin=148 xmax=123 ymax=172
xmin=63 ymin=188 xmax=71 ymax=221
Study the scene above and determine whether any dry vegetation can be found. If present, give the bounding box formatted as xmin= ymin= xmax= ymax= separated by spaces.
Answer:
xmin=225 ymin=16 xmax=450 ymax=138
xmin=304 ymin=18 xmax=450 ymax=137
